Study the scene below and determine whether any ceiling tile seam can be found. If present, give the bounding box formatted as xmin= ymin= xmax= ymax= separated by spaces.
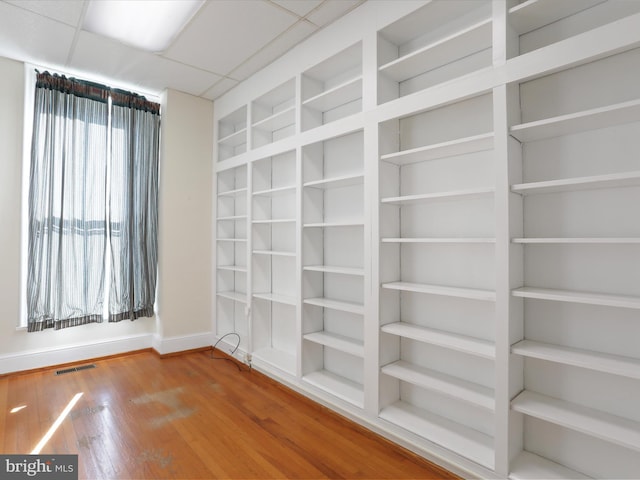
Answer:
xmin=223 ymin=18 xmax=318 ymax=81
xmin=197 ymin=76 xmax=238 ymax=98
xmin=0 ymin=0 xmax=81 ymax=28
xmin=155 ymin=0 xmax=212 ymax=56
xmin=65 ymin=1 xmax=90 ymax=68
xmin=265 ymin=0 xmax=306 ymax=20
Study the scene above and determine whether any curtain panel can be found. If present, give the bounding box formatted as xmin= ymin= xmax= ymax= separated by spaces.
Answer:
xmin=26 ymin=71 xmax=160 ymax=332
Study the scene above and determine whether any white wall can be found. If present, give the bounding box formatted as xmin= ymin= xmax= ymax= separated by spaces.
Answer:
xmin=0 ymin=56 xmax=214 ymax=373
xmin=156 ymin=89 xmax=214 ymax=351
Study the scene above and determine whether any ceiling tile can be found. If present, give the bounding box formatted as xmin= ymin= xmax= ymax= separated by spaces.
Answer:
xmin=164 ymin=0 xmax=298 ymax=76
xmin=70 ymin=31 xmax=223 ymax=97
xmin=228 ymin=19 xmax=317 ymax=82
xmin=202 ymin=77 xmax=239 ymax=101
xmin=272 ymin=0 xmax=322 ymax=17
xmin=0 ymin=1 xmax=75 ymax=67
xmin=4 ymin=0 xmax=84 ymax=26
xmin=306 ymin=0 xmax=363 ymax=27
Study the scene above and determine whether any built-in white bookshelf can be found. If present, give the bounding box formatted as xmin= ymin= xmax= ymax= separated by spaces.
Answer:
xmin=301 ymin=42 xmax=362 ymax=131
xmin=301 ymin=130 xmax=365 ymax=406
xmin=508 ymin=39 xmax=640 ymax=478
xmin=378 ymin=91 xmax=497 ymax=468
xmin=251 ymin=78 xmax=296 ymax=149
xmin=377 ymin=0 xmax=492 ymax=104
xmin=212 ymin=2 xmax=640 ymax=478
xmin=217 ymin=106 xmax=247 ymax=162
xmin=251 ymin=151 xmax=297 ymax=375
xmin=216 ymin=164 xmax=249 ymax=351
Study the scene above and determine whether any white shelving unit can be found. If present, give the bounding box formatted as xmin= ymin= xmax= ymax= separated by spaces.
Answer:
xmin=377 ymin=0 xmax=492 ymax=103
xmin=251 ymin=151 xmax=297 ymax=375
xmin=301 ymin=130 xmax=365 ymax=406
xmin=301 ymin=42 xmax=362 ymax=131
xmin=212 ymin=2 xmax=640 ymax=478
xmin=216 ymin=164 xmax=249 ymax=351
xmin=251 ymin=78 xmax=296 ymax=149
xmin=508 ymin=31 xmax=640 ymax=478
xmin=378 ymin=91 xmax=497 ymax=469
xmin=217 ymin=106 xmax=247 ymax=162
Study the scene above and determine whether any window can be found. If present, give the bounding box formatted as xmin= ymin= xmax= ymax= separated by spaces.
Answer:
xmin=25 ymin=71 xmax=160 ymax=331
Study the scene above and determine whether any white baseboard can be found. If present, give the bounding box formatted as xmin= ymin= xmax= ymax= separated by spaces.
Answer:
xmin=0 ymin=333 xmax=154 ymax=375
xmin=152 ymin=331 xmax=214 ymax=356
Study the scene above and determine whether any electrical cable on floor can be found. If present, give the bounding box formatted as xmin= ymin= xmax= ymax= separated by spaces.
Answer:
xmin=210 ymin=332 xmax=243 ymax=372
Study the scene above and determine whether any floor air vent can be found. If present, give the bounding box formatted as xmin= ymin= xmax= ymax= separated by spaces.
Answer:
xmin=55 ymin=364 xmax=96 ymax=375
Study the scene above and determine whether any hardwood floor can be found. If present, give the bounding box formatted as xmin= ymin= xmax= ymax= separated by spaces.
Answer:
xmin=0 ymin=350 xmax=459 ymax=479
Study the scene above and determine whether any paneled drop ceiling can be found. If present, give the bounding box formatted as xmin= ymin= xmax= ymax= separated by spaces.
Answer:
xmin=0 ymin=0 xmax=366 ymax=99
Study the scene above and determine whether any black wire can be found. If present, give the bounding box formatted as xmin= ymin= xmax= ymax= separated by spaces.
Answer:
xmin=210 ymin=332 xmax=243 ymax=372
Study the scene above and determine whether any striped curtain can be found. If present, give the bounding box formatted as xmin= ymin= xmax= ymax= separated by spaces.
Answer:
xmin=26 ymin=72 xmax=160 ymax=331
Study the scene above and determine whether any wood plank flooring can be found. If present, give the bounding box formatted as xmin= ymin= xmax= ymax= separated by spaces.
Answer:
xmin=0 ymin=350 xmax=459 ymax=479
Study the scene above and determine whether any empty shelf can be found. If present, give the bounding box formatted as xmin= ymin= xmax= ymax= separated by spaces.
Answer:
xmin=512 ymin=339 xmax=640 ymax=380
xmin=251 ymin=347 xmax=296 ymax=376
xmin=217 ymin=265 xmax=247 ymax=273
xmin=512 ymin=287 xmax=640 ymax=309
xmin=303 ymin=265 xmax=365 ymax=276
xmin=252 ymin=250 xmax=295 ymax=257
xmin=382 ymin=322 xmax=495 ymax=359
xmin=513 ymin=237 xmax=640 ymax=244
xmin=508 ymin=0 xmax=605 ymax=35
xmin=510 ymin=99 xmax=640 ymax=142
xmin=380 ymin=133 xmax=493 ymax=165
xmin=303 ymin=297 xmax=364 ymax=315
xmin=381 ymin=187 xmax=494 ymax=205
xmin=303 ymin=76 xmax=362 ymax=112
xmin=252 ymin=292 xmax=296 ymax=306
xmin=383 ymin=282 xmax=496 ymax=301
xmin=304 ymin=173 xmax=364 ymax=189
xmin=379 ymin=401 xmax=494 ymax=469
xmin=216 ymin=291 xmax=247 ymax=303
xmin=512 ymin=390 xmax=640 ymax=453
xmin=252 ymin=185 xmax=296 ymax=197
xmin=252 ymin=105 xmax=295 ymax=132
xmin=382 ymin=360 xmax=494 ymax=410
xmin=509 ymin=451 xmax=591 ymax=480
xmin=218 ymin=187 xmax=247 ymax=197
xmin=512 ymin=171 xmax=640 ymax=195
xmin=304 ymin=331 xmax=364 ymax=358
xmin=303 ymin=370 xmax=363 ymax=408
xmin=382 ymin=237 xmax=495 ymax=244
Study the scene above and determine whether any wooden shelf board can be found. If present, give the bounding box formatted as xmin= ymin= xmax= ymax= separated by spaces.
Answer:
xmin=302 ymin=76 xmax=362 ymax=112
xmin=303 ymin=297 xmax=364 ymax=315
xmin=511 ymin=390 xmax=640 ymax=453
xmin=512 ymin=339 xmax=640 ymax=380
xmin=380 ymin=132 xmax=493 ymax=165
xmin=382 ymin=237 xmax=495 ymax=244
xmin=512 ymin=171 xmax=640 ymax=195
xmin=251 ymin=347 xmax=296 ymax=376
xmin=381 ymin=187 xmax=494 ymax=205
xmin=252 ymin=292 xmax=296 ymax=306
xmin=508 ymin=0 xmax=606 ymax=35
xmin=379 ymin=401 xmax=494 ymax=469
xmin=383 ymin=281 xmax=496 ymax=302
xmin=510 ymin=99 xmax=640 ymax=142
xmin=304 ymin=331 xmax=364 ymax=358
xmin=512 ymin=287 xmax=640 ymax=309
xmin=303 ymin=370 xmax=364 ymax=408
xmin=252 ymin=250 xmax=295 ymax=257
xmin=379 ymin=19 xmax=492 ymax=83
xmin=216 ymin=291 xmax=247 ymax=303
xmin=251 ymin=105 xmax=295 ymax=132
xmin=382 ymin=360 xmax=494 ymax=410
xmin=382 ymin=322 xmax=495 ymax=359
xmin=303 ymin=265 xmax=365 ymax=276
xmin=218 ymin=187 xmax=247 ymax=198
xmin=509 ymin=451 xmax=591 ymax=480
xmin=218 ymin=127 xmax=247 ymax=147
xmin=303 ymin=173 xmax=364 ymax=189
xmin=513 ymin=237 xmax=640 ymax=244
xmin=252 ymin=185 xmax=296 ymax=197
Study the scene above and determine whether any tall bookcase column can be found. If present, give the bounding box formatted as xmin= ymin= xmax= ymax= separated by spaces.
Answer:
xmin=377 ymin=92 xmax=498 ymax=469
xmin=215 ymin=163 xmax=250 ymax=355
xmin=250 ymin=150 xmax=297 ymax=376
xmin=505 ymin=5 xmax=640 ymax=475
xmin=301 ymin=130 xmax=366 ymax=408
